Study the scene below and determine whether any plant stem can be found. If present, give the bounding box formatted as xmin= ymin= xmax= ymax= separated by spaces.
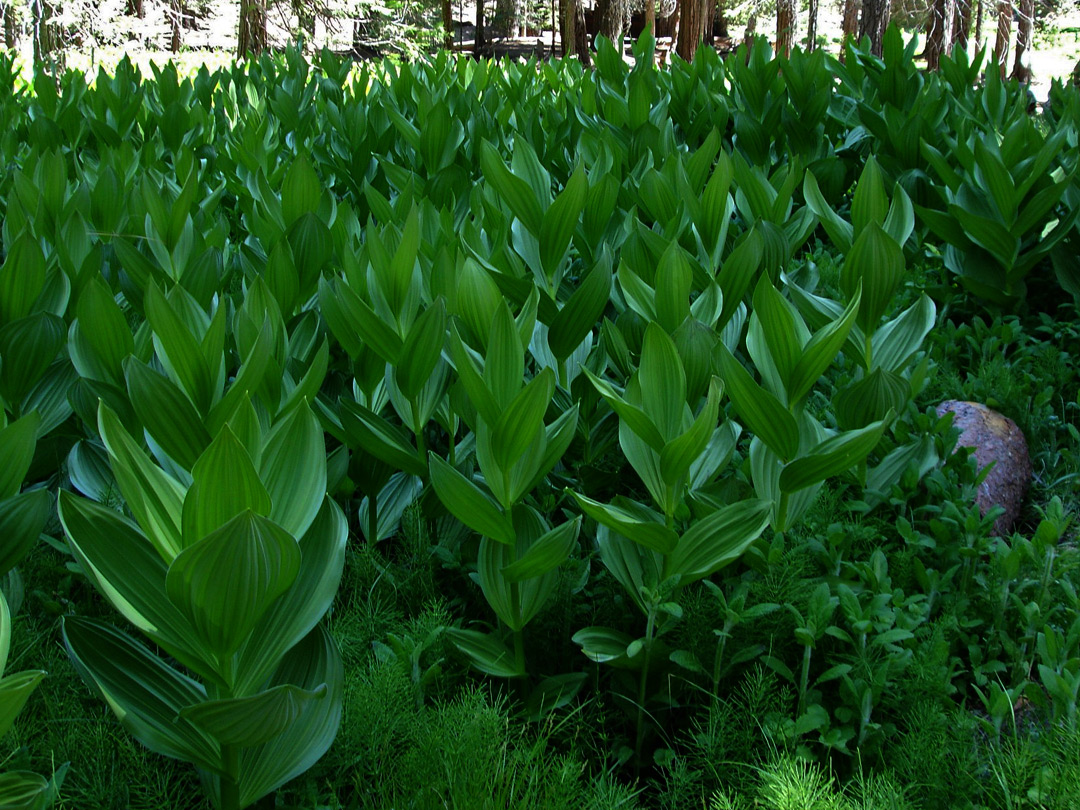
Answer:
xmin=367 ymin=491 xmax=378 ymax=547
xmin=220 ymin=746 xmax=241 ymax=810
xmin=635 ymin=608 xmax=657 ymax=766
xmin=798 ymin=642 xmax=812 ymax=717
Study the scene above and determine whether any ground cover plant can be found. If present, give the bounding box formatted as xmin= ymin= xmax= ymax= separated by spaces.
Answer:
xmin=0 ymin=28 xmax=1079 ymax=809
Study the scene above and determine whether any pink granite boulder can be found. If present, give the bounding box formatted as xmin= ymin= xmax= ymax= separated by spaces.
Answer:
xmin=936 ymin=401 xmax=1032 ymax=535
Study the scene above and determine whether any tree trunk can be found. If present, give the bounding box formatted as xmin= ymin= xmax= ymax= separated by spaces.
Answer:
xmin=806 ymin=0 xmax=818 ymax=50
xmin=442 ymin=0 xmax=453 ymax=48
xmin=993 ymin=0 xmax=1010 ymax=77
xmin=743 ymin=9 xmax=756 ymax=50
xmin=170 ymin=0 xmax=182 ymax=52
xmin=497 ymin=0 xmax=523 ymax=37
xmin=1012 ymin=0 xmax=1033 ymax=82
xmin=955 ymin=0 xmax=972 ymax=49
xmin=127 ymin=0 xmax=145 ymax=17
xmin=574 ymin=0 xmax=590 ymax=64
xmin=839 ymin=0 xmax=858 ymax=60
xmin=32 ymin=0 xmax=59 ymax=67
xmin=925 ymin=0 xmax=954 ymax=70
xmin=859 ymin=0 xmax=890 ymax=56
xmin=1 ymin=2 xmax=16 ymax=48
xmin=293 ymin=0 xmax=315 ymax=39
xmin=597 ymin=0 xmax=627 ymax=49
xmin=974 ymin=0 xmax=984 ymax=50
xmin=645 ymin=0 xmax=655 ymax=35
xmin=475 ymin=0 xmax=485 ymax=53
xmin=237 ymin=0 xmax=268 ymax=57
xmin=775 ymin=0 xmax=795 ymax=56
xmin=677 ymin=0 xmax=709 ymax=59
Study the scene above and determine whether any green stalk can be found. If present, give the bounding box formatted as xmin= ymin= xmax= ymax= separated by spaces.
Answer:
xmin=367 ymin=491 xmax=379 ymax=547
xmin=797 ymin=642 xmax=812 ymax=717
xmin=776 ymin=493 xmax=790 ymax=533
xmin=634 ymin=608 xmax=657 ymax=766
xmin=220 ymin=747 xmax=241 ymax=810
xmin=711 ymin=629 xmax=730 ymax=701
xmin=510 ymin=581 xmax=525 ymax=676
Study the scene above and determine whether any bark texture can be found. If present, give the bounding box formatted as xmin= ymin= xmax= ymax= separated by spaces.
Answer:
xmin=993 ymin=0 xmax=1011 ymax=77
xmin=32 ymin=0 xmax=59 ymax=67
xmin=237 ymin=0 xmax=268 ymax=57
xmin=839 ymin=0 xmax=858 ymax=60
xmin=170 ymin=0 xmax=183 ymax=52
xmin=775 ymin=0 xmax=795 ymax=56
xmin=677 ymin=0 xmax=710 ymax=60
xmin=597 ymin=0 xmax=629 ymax=49
xmin=858 ymin=0 xmax=890 ymax=56
xmin=1012 ymin=0 xmax=1034 ymax=82
xmin=924 ymin=0 xmax=954 ymax=70
xmin=806 ymin=0 xmax=818 ymax=50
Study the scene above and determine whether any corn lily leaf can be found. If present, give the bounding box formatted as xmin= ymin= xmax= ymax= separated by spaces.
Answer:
xmin=0 ymin=413 xmax=39 ymax=502
xmin=0 ymin=490 xmax=51 ymax=579
xmin=181 ymin=682 xmax=328 ymax=748
xmin=540 ymin=165 xmax=587 ymax=281
xmin=787 ymin=283 xmax=862 ymax=408
xmin=582 ymin=369 xmax=665 ymax=453
xmin=145 ymin=282 xmax=214 ymax=416
xmin=338 ymin=400 xmax=426 ymax=477
xmin=165 ymin=511 xmax=301 ymax=660
xmin=428 ymin=454 xmax=516 ymax=545
xmin=779 ymin=418 xmax=889 ymax=494
xmin=572 ymin=626 xmax=636 ymax=667
xmin=0 ymin=313 xmax=65 ymax=403
xmin=395 ymin=298 xmax=447 ymax=403
xmin=260 ymin=403 xmax=327 ymax=541
xmin=492 ymin=369 xmax=554 ymax=473
xmin=569 ymin=491 xmax=678 ymax=555
xmin=447 ymin=628 xmax=523 ymax=678
xmin=659 ymin=378 xmax=722 ymax=487
xmin=124 ymin=358 xmax=211 ymax=472
xmin=548 ymin=258 xmax=611 ymax=362
xmin=500 ymin=516 xmax=581 ymax=584
xmin=716 ymin=343 xmax=799 ymax=461
xmin=62 ymin=616 xmax=221 ymax=774
xmin=73 ymin=277 xmax=134 ymax=387
xmin=0 ymin=770 xmax=52 ymax=809
xmin=666 ymin=498 xmax=771 ymax=583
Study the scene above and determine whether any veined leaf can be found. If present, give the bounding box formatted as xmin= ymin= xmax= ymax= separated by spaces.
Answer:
xmin=582 ymin=369 xmax=665 ymax=453
xmin=787 ymin=283 xmax=861 ymax=408
xmin=0 ymin=413 xmax=40 ymax=501
xmin=182 ymin=427 xmax=270 ymax=548
xmin=260 ymin=403 xmax=327 ymax=541
xmin=568 ymin=491 xmax=678 ymax=554
xmin=841 ymin=224 xmax=901 ymax=333
xmin=395 ymin=298 xmax=447 ymax=403
xmin=181 ymin=682 xmax=328 ymax=748
xmin=339 ymin=400 xmax=426 ymax=477
xmin=428 ymin=454 xmax=515 ymax=544
xmin=715 ymin=343 xmax=799 ymax=461
xmin=125 ymin=358 xmax=211 ymax=471
xmin=540 ymin=166 xmax=587 ymax=280
xmin=639 ymin=323 xmax=687 ymax=441
xmin=166 ymin=510 xmax=302 ymax=659
xmin=447 ymin=628 xmax=524 ymax=678
xmin=500 ymin=517 xmax=581 ymax=583
xmin=779 ymin=418 xmax=888 ymax=493
xmin=659 ymin=378 xmax=722 ymax=486
xmin=665 ymin=499 xmax=771 ymax=583
xmin=548 ymin=258 xmax=611 ymax=362
xmin=492 ymin=369 xmax=554 ymax=473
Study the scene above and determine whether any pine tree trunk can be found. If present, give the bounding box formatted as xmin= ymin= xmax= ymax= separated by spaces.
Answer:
xmin=645 ymin=0 xmax=655 ymax=35
xmin=1012 ymin=0 xmax=1033 ymax=81
xmin=237 ymin=0 xmax=268 ymax=57
xmin=574 ymin=0 xmax=590 ymax=63
xmin=170 ymin=0 xmax=182 ymax=52
xmin=442 ymin=0 xmax=453 ymax=48
xmin=677 ymin=0 xmax=708 ymax=59
xmin=993 ymin=0 xmax=1011 ymax=77
xmin=925 ymin=0 xmax=954 ymax=69
xmin=975 ymin=0 xmax=984 ymax=49
xmin=475 ymin=0 xmax=486 ymax=53
xmin=32 ymin=0 xmax=59 ymax=67
xmin=127 ymin=0 xmax=145 ymax=17
xmin=497 ymin=0 xmax=523 ymax=37
xmin=776 ymin=0 xmax=795 ymax=56
xmin=806 ymin=0 xmax=818 ymax=50
xmin=597 ymin=0 xmax=626 ymax=49
xmin=1 ymin=2 xmax=16 ymax=48
xmin=859 ymin=0 xmax=890 ymax=56
xmin=839 ymin=0 xmax=858 ymax=60
xmin=955 ymin=0 xmax=972 ymax=49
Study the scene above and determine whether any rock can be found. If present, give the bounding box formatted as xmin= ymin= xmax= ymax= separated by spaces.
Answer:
xmin=936 ymin=401 xmax=1032 ymax=535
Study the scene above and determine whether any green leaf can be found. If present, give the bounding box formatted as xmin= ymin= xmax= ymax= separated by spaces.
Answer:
xmin=665 ymin=499 xmax=771 ymax=583
xmin=480 ymin=141 xmax=543 ymax=236
xmin=841 ymin=224 xmax=902 ymax=333
xmin=236 ymin=626 xmax=343 ymax=807
xmin=803 ymin=170 xmax=853 ymax=252
xmin=492 ymin=369 xmax=554 ymax=473
xmin=851 ymin=157 xmax=889 ymax=236
xmin=145 ymin=283 xmax=214 ymax=415
xmin=572 ymin=626 xmax=635 ymax=665
xmin=548 ymin=259 xmax=611 ymax=361
xmin=779 ymin=419 xmax=888 ymax=493
xmin=835 ymin=368 xmax=910 ymax=430
xmin=0 ymin=413 xmax=40 ymax=501
xmin=717 ymin=228 xmax=764 ymax=330
xmin=582 ymin=369 xmax=666 ymax=453
xmin=484 ymin=301 xmax=524 ymax=411
xmin=500 ymin=517 xmax=581 ymax=583
xmin=659 ymin=379 xmax=722 ymax=486
xmin=715 ymin=343 xmax=799 ymax=460
xmin=181 ymin=682 xmax=327 ymax=748
xmin=0 ymin=313 xmax=66 ymax=403
xmin=395 ymin=299 xmax=447 ymax=402
xmin=281 ymin=156 xmax=322 ymax=228
xmin=125 ymin=358 xmax=211 ymax=471
xmin=568 ymin=491 xmax=678 ymax=554
xmin=0 ymin=770 xmax=51 ymax=809
xmin=260 ymin=404 xmax=327 ymax=540
xmin=871 ymin=294 xmax=936 ymax=373
xmin=182 ymin=428 xmax=271 ymax=548
xmin=751 ymin=276 xmax=804 ymax=393
xmin=447 ymin=628 xmax=523 ymax=677
xmin=654 ymin=243 xmax=693 ymax=333
xmin=338 ymin=400 xmax=425 ymax=477
xmin=0 ymin=490 xmax=51 ymax=578
xmin=166 ymin=511 xmax=301 ymax=659
xmin=428 ymin=454 xmax=515 ymax=544
xmin=317 ymin=278 xmax=403 ymax=365
xmin=97 ymin=403 xmax=186 ymax=562
xmin=75 ymin=277 xmax=134 ymax=386
xmin=540 ymin=166 xmax=587 ymax=279
xmin=787 ymin=284 xmax=861 ymax=408
xmin=0 ymin=666 xmax=43 ymax=741
xmin=233 ymin=499 xmax=347 ymax=695
xmin=62 ymin=616 xmax=221 ymax=773
xmin=639 ymin=323 xmax=687 ymax=441
xmin=0 ymin=236 xmax=46 ymax=324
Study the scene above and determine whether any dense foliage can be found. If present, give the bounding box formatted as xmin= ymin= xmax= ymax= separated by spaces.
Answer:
xmin=0 ymin=30 xmax=1079 ymax=809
